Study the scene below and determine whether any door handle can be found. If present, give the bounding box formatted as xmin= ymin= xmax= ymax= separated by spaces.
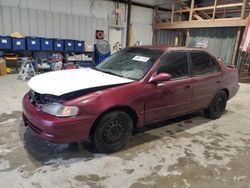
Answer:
xmin=184 ymin=85 xmax=191 ymax=89
xmin=216 ymin=80 xmax=221 ymax=83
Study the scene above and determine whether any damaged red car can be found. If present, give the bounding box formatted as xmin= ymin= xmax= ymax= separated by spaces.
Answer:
xmin=22 ymin=46 xmax=239 ymax=153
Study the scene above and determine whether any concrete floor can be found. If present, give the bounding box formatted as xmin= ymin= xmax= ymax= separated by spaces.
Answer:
xmin=0 ymin=74 xmax=250 ymax=188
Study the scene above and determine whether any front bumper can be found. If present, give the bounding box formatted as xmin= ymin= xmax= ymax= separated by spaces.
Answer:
xmin=22 ymin=93 xmax=97 ymax=143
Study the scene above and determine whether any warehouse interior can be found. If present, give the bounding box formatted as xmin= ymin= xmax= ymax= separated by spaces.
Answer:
xmin=0 ymin=0 xmax=250 ymax=187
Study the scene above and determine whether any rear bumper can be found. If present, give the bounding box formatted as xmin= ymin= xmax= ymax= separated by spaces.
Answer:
xmin=229 ymin=83 xmax=239 ymax=100
xmin=22 ymin=93 xmax=97 ymax=143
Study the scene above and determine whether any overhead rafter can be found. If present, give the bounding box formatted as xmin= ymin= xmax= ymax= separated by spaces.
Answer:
xmin=154 ymin=0 xmax=249 ymax=29
xmin=155 ymin=18 xmax=247 ymax=29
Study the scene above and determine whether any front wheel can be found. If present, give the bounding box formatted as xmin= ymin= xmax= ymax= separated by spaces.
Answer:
xmin=93 ymin=111 xmax=133 ymax=153
xmin=204 ymin=90 xmax=227 ymax=119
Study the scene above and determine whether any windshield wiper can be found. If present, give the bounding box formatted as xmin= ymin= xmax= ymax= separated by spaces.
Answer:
xmin=99 ymin=70 xmax=121 ymax=77
xmin=91 ymin=67 xmax=114 ymax=74
xmin=92 ymin=67 xmax=135 ymax=80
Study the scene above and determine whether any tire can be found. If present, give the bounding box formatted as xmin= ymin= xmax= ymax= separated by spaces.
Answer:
xmin=204 ymin=90 xmax=227 ymax=119
xmin=93 ymin=111 xmax=133 ymax=153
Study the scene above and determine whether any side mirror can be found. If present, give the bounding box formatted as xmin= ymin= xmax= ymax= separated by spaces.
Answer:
xmin=149 ymin=73 xmax=171 ymax=83
xmin=217 ymin=57 xmax=224 ymax=64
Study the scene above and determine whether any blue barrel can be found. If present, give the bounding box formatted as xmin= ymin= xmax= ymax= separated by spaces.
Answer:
xmin=94 ymin=44 xmax=111 ymax=64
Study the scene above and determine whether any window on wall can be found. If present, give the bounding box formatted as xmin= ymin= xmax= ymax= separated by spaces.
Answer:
xmin=157 ymin=52 xmax=189 ymax=79
xmin=190 ymin=52 xmax=213 ymax=76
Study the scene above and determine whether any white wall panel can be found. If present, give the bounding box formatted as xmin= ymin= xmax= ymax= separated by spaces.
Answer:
xmin=86 ymin=17 xmax=92 ymax=42
xmin=132 ymin=24 xmax=153 ymax=45
xmin=29 ymin=9 xmax=38 ymax=36
xmin=73 ymin=15 xmax=80 ymax=40
xmin=0 ymin=7 xmax=4 ymax=34
xmin=2 ymin=7 xmax=12 ymax=34
xmin=131 ymin=6 xmax=153 ymax=24
xmin=79 ymin=16 xmax=86 ymax=41
xmin=20 ymin=7 xmax=30 ymax=36
xmin=45 ymin=11 xmax=53 ymax=37
xmin=37 ymin=10 xmax=46 ymax=37
xmin=66 ymin=14 xmax=74 ymax=39
xmin=59 ymin=14 xmax=67 ymax=39
xmin=52 ymin=12 xmax=60 ymax=38
xmin=27 ymin=0 xmax=51 ymax=12
xmin=51 ymin=0 xmax=71 ymax=14
xmin=11 ymin=7 xmax=21 ymax=33
xmin=91 ymin=17 xmax=97 ymax=43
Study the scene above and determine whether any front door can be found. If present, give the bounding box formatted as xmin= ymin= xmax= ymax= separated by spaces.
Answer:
xmin=144 ymin=51 xmax=193 ymax=123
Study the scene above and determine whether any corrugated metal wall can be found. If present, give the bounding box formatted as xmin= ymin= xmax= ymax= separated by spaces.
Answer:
xmin=0 ymin=0 xmax=154 ymax=45
xmin=157 ymin=30 xmax=185 ymax=46
xmin=0 ymin=6 xmax=109 ymax=43
xmin=189 ymin=27 xmax=238 ymax=64
xmin=157 ymin=30 xmax=177 ymax=45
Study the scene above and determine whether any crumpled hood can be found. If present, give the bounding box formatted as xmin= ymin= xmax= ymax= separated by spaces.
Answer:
xmin=28 ymin=68 xmax=134 ymax=96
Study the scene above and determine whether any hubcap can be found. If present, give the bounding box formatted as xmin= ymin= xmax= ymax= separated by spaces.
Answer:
xmin=102 ymin=119 xmax=126 ymax=144
xmin=213 ymin=97 xmax=224 ymax=113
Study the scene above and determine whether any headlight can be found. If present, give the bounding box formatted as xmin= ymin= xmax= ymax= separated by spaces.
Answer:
xmin=41 ymin=103 xmax=79 ymax=117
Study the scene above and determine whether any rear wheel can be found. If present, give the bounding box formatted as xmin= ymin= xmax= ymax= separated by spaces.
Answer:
xmin=93 ymin=111 xmax=133 ymax=153
xmin=204 ymin=90 xmax=227 ymax=119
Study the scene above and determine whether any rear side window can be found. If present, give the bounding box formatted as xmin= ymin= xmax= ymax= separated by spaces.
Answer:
xmin=157 ymin=52 xmax=189 ymax=79
xmin=210 ymin=57 xmax=220 ymax=73
xmin=190 ymin=52 xmax=212 ymax=76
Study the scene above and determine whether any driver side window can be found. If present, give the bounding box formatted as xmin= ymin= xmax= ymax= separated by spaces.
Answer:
xmin=157 ymin=52 xmax=189 ymax=80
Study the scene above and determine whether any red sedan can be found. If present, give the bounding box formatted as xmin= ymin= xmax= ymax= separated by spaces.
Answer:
xmin=23 ymin=46 xmax=239 ymax=153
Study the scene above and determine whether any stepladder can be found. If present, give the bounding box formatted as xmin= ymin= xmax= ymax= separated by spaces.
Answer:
xmin=18 ymin=61 xmax=36 ymax=80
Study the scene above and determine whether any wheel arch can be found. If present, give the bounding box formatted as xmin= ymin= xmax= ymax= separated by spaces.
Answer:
xmin=221 ymin=88 xmax=229 ymax=100
xmin=89 ymin=105 xmax=139 ymax=140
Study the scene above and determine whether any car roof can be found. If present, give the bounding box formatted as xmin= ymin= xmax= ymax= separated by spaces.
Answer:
xmin=136 ymin=45 xmax=209 ymax=53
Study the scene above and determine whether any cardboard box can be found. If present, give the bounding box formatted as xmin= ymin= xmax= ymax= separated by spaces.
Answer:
xmin=0 ymin=58 xmax=7 ymax=76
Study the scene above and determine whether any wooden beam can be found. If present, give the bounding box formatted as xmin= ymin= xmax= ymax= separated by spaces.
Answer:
xmin=152 ymin=6 xmax=159 ymax=45
xmin=241 ymin=0 xmax=247 ymax=19
xmin=155 ymin=18 xmax=247 ymax=30
xmin=189 ymin=0 xmax=195 ymax=21
xmin=212 ymin=0 xmax=218 ymax=20
xmin=198 ymin=10 xmax=211 ymax=19
xmin=193 ymin=14 xmax=204 ymax=20
xmin=231 ymin=28 xmax=241 ymax=65
xmin=207 ymin=8 xmax=250 ymax=15
xmin=175 ymin=9 xmax=190 ymax=13
xmin=171 ymin=2 xmax=175 ymax=23
xmin=193 ymin=3 xmax=243 ymax=11
xmin=174 ymin=2 xmax=247 ymax=14
xmin=223 ymin=0 xmax=228 ymax=18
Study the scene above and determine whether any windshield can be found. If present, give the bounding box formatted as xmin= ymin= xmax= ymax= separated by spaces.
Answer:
xmin=94 ymin=48 xmax=163 ymax=80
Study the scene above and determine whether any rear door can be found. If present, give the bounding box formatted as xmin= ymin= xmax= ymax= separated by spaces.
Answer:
xmin=189 ymin=51 xmax=222 ymax=111
xmin=144 ymin=51 xmax=193 ymax=123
